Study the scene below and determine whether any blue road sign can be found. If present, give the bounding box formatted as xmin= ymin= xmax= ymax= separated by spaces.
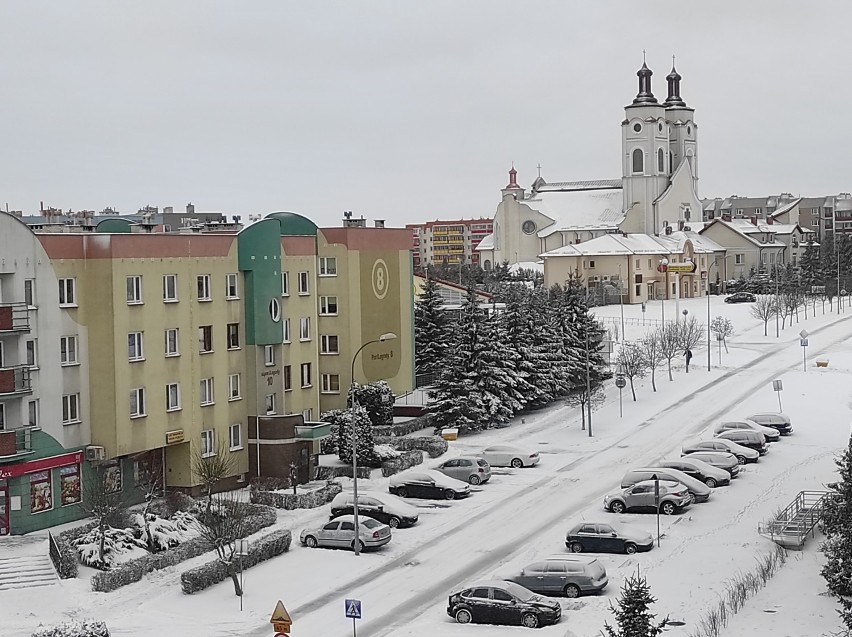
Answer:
xmin=345 ymin=599 xmax=362 ymax=619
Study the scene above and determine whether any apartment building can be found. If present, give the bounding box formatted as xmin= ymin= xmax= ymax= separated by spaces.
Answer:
xmin=406 ymin=218 xmax=493 ymax=268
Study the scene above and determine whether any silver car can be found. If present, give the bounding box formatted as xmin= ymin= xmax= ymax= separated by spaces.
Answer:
xmin=507 ymin=555 xmax=608 ymax=598
xmin=300 ymin=515 xmax=391 ymax=552
xmin=604 ymin=479 xmax=693 ymax=515
xmin=682 ymin=438 xmax=760 ymax=464
xmin=714 ymin=419 xmax=780 ymax=442
xmin=434 ymin=456 xmax=492 ymax=485
xmin=482 ymin=444 xmax=540 ymax=468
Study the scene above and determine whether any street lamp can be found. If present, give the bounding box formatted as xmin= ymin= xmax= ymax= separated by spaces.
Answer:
xmin=658 ymin=258 xmax=669 ymax=324
xmin=349 ymin=331 xmax=397 ymax=556
xmin=618 ymin=263 xmax=625 ymax=341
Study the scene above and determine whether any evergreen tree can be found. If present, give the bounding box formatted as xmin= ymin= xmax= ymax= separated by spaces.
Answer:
xmin=603 ymin=568 xmax=669 ymax=637
xmin=525 ymin=288 xmax=563 ymax=406
xmin=799 ymin=239 xmax=821 ymax=289
xmin=501 ymin=290 xmax=541 ymax=407
xmin=471 ymin=309 xmax=523 ymax=426
xmin=336 ymin=405 xmax=379 ymax=468
xmin=414 ymin=276 xmax=450 ymax=376
xmin=821 ymin=437 xmax=852 ymax=630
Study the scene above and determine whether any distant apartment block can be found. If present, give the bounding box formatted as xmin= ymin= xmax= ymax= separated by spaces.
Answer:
xmin=406 ymin=218 xmax=493 ymax=268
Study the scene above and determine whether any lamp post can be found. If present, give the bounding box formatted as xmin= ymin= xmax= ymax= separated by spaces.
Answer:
xmin=775 ymin=262 xmax=780 ymax=338
xmin=659 ymin=258 xmax=668 ymax=324
xmin=615 ymin=363 xmax=625 ymax=418
xmin=349 ymin=332 xmax=398 ymax=556
xmin=584 ymin=322 xmax=592 ymax=437
xmin=618 ymin=263 xmax=625 ymax=341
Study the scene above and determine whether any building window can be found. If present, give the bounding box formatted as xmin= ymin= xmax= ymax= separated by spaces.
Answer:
xmin=281 ymin=272 xmax=290 ymax=296
xmin=283 ymin=365 xmax=292 ymax=391
xmin=229 ymin=423 xmax=242 ymax=451
xmin=200 ymin=378 xmax=214 ymax=406
xmin=197 ymin=274 xmax=211 ymax=301
xmin=588 ymin=260 xmax=596 ymax=269
xmin=24 ymin=279 xmax=35 ymax=306
xmin=635 ymin=284 xmax=641 ymax=296
xmin=60 ymin=336 xmax=78 ymax=366
xmin=735 ymin=254 xmax=744 ymax=265
xmin=62 ymin=393 xmax=80 ymax=424
xmin=0 ymin=404 xmax=4 ymax=430
xmin=657 ymin=148 xmax=664 ymax=173
xmin=26 ymin=339 xmax=37 ymax=367
xmin=30 ymin=470 xmax=53 ymax=514
xmin=300 ymin=362 xmax=312 ymax=388
xmin=321 ymin=374 xmax=340 ymax=394
xmin=319 ymin=257 xmax=337 ymax=277
xmin=165 ymin=328 xmax=179 ymax=356
xmin=320 ymin=334 xmax=339 ymax=354
xmin=28 ymin=399 xmax=39 ymax=428
xmin=198 ymin=326 xmax=213 ymax=353
xmin=59 ymin=465 xmax=81 ymax=506
xmin=201 ymin=430 xmax=215 ymax=458
xmin=298 ymin=271 xmax=310 ymax=295
xmin=635 ymin=259 xmax=640 ymax=269
xmin=130 ymin=387 xmax=147 ymax=418
xmin=302 ymin=408 xmax=313 ymax=421
xmin=299 ymin=317 xmax=311 ymax=341
xmin=228 ymin=373 xmax=241 ymax=400
xmin=264 ymin=345 xmax=275 ymax=366
xmin=163 ymin=274 xmax=178 ymax=302
xmin=225 ymin=273 xmax=239 ymax=299
xmin=226 ymin=323 xmax=240 ymax=350
xmin=59 ymin=278 xmax=76 ymax=306
xmin=126 ymin=275 xmax=143 ymax=305
xmin=128 ymin=332 xmax=144 ymax=362
xmin=283 ymin=318 xmax=291 ymax=343
xmin=632 ymin=148 xmax=644 ymax=174
xmin=166 ymin=383 xmax=181 ymax=411
xmin=265 ymin=394 xmax=276 ymax=415
xmin=319 ymin=296 xmax=338 ymax=316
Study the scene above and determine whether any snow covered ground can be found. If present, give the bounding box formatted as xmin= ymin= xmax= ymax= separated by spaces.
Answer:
xmin=1 ymin=296 xmax=850 ymax=637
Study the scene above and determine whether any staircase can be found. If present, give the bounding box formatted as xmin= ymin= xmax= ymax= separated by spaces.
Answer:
xmin=758 ymin=490 xmax=833 ymax=549
xmin=0 ymin=535 xmax=59 ymax=590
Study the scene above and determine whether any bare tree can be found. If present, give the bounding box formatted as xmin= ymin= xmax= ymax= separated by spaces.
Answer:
xmin=675 ymin=316 xmax=705 ymax=373
xmin=134 ymin=457 xmax=164 ymax=552
xmin=641 ymin=332 xmax=665 ymax=392
xmin=81 ymin=464 xmax=129 ymax=566
xmin=565 ymin=385 xmax=605 ymax=430
xmin=616 ymin=342 xmax=649 ymax=401
xmin=193 ymin=492 xmax=249 ymax=596
xmin=655 ymin=322 xmax=681 ymax=381
xmin=710 ymin=316 xmax=734 ymax=354
xmin=750 ymin=295 xmax=777 ymax=336
xmin=780 ymin=291 xmax=803 ymax=328
xmin=192 ymin=436 xmax=237 ymax=515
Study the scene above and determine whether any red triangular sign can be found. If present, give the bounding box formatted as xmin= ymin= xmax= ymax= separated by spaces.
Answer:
xmin=270 ymin=600 xmax=293 ymax=623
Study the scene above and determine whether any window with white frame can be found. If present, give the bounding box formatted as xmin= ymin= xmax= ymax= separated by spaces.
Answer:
xmin=265 ymin=394 xmax=276 ymax=414
xmin=26 ymin=339 xmax=37 ymax=367
xmin=321 ymin=373 xmax=340 ymax=394
xmin=229 ymin=423 xmax=242 ymax=450
xmin=163 ymin=274 xmax=178 ymax=302
xmin=24 ymin=279 xmax=35 ymax=306
xmin=264 ymin=345 xmax=275 ymax=366
xmin=299 ymin=317 xmax=311 ymax=341
xmin=126 ymin=275 xmax=143 ymax=304
xmin=198 ymin=326 xmax=213 ymax=353
xmin=319 ymin=257 xmax=337 ymax=277
xmin=130 ymin=387 xmax=146 ymax=418
xmin=228 ymin=373 xmax=241 ymax=400
xmin=128 ymin=332 xmax=144 ymax=361
xmin=302 ymin=408 xmax=313 ymax=421
xmin=735 ymin=253 xmax=744 ymax=265
xmin=281 ymin=271 xmax=290 ymax=296
xmin=319 ymin=296 xmax=338 ymax=315
xmin=226 ymin=323 xmax=240 ymax=350
xmin=282 ymin=318 xmax=291 ymax=343
xmin=300 ymin=362 xmax=312 ymax=387
xmin=0 ymin=404 xmax=5 ymax=430
xmin=587 ymin=260 xmax=596 ymax=269
xmin=283 ymin=365 xmax=292 ymax=391
xmin=225 ymin=273 xmax=239 ymax=299
xmin=28 ymin=399 xmax=39 ymax=428
xmin=60 ymin=336 xmax=78 ymax=366
xmin=197 ymin=274 xmax=211 ymax=301
xmin=59 ymin=278 xmax=76 ymax=306
xmin=201 ymin=430 xmax=215 ymax=458
xmin=320 ymin=334 xmax=339 ymax=354
xmin=200 ymin=378 xmax=214 ymax=406
xmin=62 ymin=393 xmax=80 ymax=424
xmin=165 ymin=328 xmax=179 ymax=356
xmin=298 ymin=271 xmax=309 ymax=295
xmin=165 ymin=383 xmax=181 ymax=411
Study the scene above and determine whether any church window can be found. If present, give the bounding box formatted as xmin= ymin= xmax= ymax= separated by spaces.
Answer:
xmin=657 ymin=148 xmax=664 ymax=173
xmin=633 ymin=123 xmax=642 ymax=133
xmin=632 ymin=149 xmax=644 ymax=174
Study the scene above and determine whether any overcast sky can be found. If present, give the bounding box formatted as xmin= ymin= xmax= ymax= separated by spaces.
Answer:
xmin=1 ymin=1 xmax=850 ymax=227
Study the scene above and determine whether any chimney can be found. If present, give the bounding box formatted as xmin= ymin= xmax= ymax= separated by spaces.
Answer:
xmin=186 ymin=202 xmax=195 ymax=214
xmin=374 ymin=220 xmax=385 ymax=228
xmin=665 ymin=225 xmax=673 ymax=235
xmin=750 ymin=216 xmax=758 ymax=225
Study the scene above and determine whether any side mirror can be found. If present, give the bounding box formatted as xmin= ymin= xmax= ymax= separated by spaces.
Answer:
xmin=611 ymin=532 xmax=617 ymax=537
xmin=376 ymin=505 xmax=384 ymax=512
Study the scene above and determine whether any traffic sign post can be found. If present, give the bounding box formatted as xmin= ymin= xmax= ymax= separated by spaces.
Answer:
xmin=615 ymin=374 xmax=626 ymax=418
xmin=800 ymin=330 xmax=809 ymax=372
xmin=651 ymin=474 xmax=661 ymax=547
xmin=345 ymin=599 xmax=362 ymax=637
xmin=772 ymin=379 xmax=783 ymax=411
xmin=270 ymin=600 xmax=293 ymax=636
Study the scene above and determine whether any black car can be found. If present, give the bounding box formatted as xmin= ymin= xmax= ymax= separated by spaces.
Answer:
xmin=565 ymin=522 xmax=654 ymax=555
xmin=658 ymin=458 xmax=731 ymax=488
xmin=725 ymin=292 xmax=756 ymax=304
xmin=447 ymin=581 xmax=561 ymax=628
xmin=715 ymin=430 xmax=768 ymax=455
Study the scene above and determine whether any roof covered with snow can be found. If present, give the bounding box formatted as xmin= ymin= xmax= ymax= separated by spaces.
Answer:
xmin=509 ymin=261 xmax=544 ymax=274
xmin=539 ymin=231 xmax=725 ymax=259
xmin=521 ymin=188 xmax=625 ymax=237
xmin=475 ymin=232 xmax=494 ymax=251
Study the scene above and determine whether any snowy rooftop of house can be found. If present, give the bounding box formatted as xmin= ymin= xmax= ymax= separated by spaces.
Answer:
xmin=519 ymin=187 xmax=625 ymax=237
xmin=657 ymin=230 xmax=724 ymax=254
xmin=475 ymin=233 xmax=494 ymax=251
xmin=769 ymin=198 xmax=802 ymax=219
xmin=726 ymin=219 xmax=800 ymax=235
xmin=539 ymin=230 xmax=724 ymax=259
xmin=532 ymin=179 xmax=622 ymax=193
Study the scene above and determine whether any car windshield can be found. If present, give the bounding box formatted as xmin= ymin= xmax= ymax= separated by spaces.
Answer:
xmin=501 ymin=581 xmax=537 ymax=602
xmin=361 ymin=518 xmax=382 ymax=529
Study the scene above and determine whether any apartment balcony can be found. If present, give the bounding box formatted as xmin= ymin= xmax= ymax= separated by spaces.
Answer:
xmin=295 ymin=422 xmax=332 ymax=441
xmin=0 ymin=303 xmax=31 ymax=333
xmin=0 ymin=365 xmax=33 ymax=397
xmin=0 ymin=426 xmax=35 ymax=462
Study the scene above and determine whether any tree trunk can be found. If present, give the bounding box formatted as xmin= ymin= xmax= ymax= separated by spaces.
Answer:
xmin=651 ymin=367 xmax=657 ymax=392
xmin=228 ymin=563 xmax=243 ymax=597
xmin=764 ymin=321 xmax=768 ymax=336
xmin=629 ymin=378 xmax=637 ymax=401
xmin=723 ymin=337 xmax=729 ymax=354
xmin=667 ymin=360 xmax=673 ymax=381
xmin=98 ymin=519 xmax=107 ymax=566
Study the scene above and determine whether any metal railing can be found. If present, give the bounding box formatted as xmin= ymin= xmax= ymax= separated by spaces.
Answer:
xmin=0 ymin=366 xmax=33 ymax=396
xmin=0 ymin=303 xmax=31 ymax=332
xmin=757 ymin=490 xmax=832 ymax=549
xmin=47 ymin=531 xmax=62 ymax=575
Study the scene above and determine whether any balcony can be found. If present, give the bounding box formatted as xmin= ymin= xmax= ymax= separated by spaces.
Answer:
xmin=0 ymin=365 xmax=33 ymax=397
xmin=295 ymin=421 xmax=331 ymax=441
xmin=0 ymin=303 xmax=31 ymax=333
xmin=0 ymin=426 xmax=35 ymax=461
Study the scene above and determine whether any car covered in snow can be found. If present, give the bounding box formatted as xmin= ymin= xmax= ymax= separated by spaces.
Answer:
xmin=657 ymin=457 xmax=731 ymax=488
xmin=481 ymin=444 xmax=540 ymax=468
xmin=603 ymin=479 xmax=693 ymax=515
xmin=564 ymin=521 xmax=654 ymax=554
xmin=447 ymin=580 xmax=562 ymax=628
xmin=714 ymin=429 xmax=768 ymax=455
xmin=682 ymin=438 xmax=760 ymax=464
xmin=714 ymin=419 xmax=780 ymax=443
xmin=388 ymin=469 xmax=471 ymax=500
xmin=506 ymin=555 xmax=608 ymax=598
xmin=746 ymin=412 xmax=794 ymax=435
xmin=329 ymin=490 xmax=419 ymax=528
xmin=300 ymin=515 xmax=391 ymax=552
xmin=681 ymin=450 xmax=741 ymax=478
xmin=620 ymin=467 xmax=712 ymax=502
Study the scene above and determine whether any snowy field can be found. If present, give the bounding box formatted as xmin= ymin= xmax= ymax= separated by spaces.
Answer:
xmin=2 ymin=295 xmax=851 ymax=637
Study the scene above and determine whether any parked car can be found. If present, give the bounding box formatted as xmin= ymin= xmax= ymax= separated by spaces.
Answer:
xmin=714 ymin=419 xmax=780 ymax=442
xmin=447 ymin=580 xmax=562 ymax=628
xmin=657 ymin=457 xmax=731 ymax=488
xmin=434 ymin=456 xmax=492 ymax=485
xmin=329 ymin=490 xmax=419 ymax=528
xmin=681 ymin=451 xmax=741 ymax=478
xmin=388 ymin=469 xmax=471 ymax=500
xmin=715 ymin=429 xmax=768 ymax=455
xmin=725 ymin=291 xmax=757 ymax=304
xmin=300 ymin=515 xmax=391 ymax=552
xmin=603 ymin=479 xmax=693 ymax=515
xmin=507 ymin=555 xmax=608 ymax=598
xmin=565 ymin=521 xmax=654 ymax=554
xmin=621 ymin=467 xmax=712 ymax=502
xmin=746 ymin=412 xmax=794 ymax=435
xmin=482 ymin=444 xmax=541 ymax=468
xmin=682 ymin=438 xmax=760 ymax=464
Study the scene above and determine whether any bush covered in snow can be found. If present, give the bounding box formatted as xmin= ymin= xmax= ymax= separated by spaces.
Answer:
xmin=180 ymin=529 xmax=292 ymax=594
xmin=32 ymin=619 xmax=110 ymax=637
xmin=72 ymin=526 xmax=148 ymax=570
xmin=373 ymin=444 xmax=401 ymax=461
xmin=374 ymin=435 xmax=447 ymax=458
xmin=350 ymin=380 xmax=395 ymax=426
xmin=128 ymin=511 xmax=194 ymax=552
xmin=250 ymin=480 xmax=341 ymax=510
xmin=380 ymin=450 xmax=424 ymax=477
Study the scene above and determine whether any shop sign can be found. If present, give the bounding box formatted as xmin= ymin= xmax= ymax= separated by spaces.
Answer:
xmin=165 ymin=430 xmax=185 ymax=445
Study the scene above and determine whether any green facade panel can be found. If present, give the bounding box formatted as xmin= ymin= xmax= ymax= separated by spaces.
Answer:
xmin=238 ymin=219 xmax=284 ymax=345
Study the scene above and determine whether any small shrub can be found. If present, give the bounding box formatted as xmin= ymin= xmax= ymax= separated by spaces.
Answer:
xmin=381 ymin=450 xmax=424 ymax=477
xmin=32 ymin=619 xmax=110 ymax=637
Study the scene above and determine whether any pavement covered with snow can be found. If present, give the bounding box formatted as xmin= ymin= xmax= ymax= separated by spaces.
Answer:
xmin=1 ymin=295 xmax=850 ymax=637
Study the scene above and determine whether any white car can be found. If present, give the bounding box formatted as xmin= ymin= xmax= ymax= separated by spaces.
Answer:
xmin=482 ymin=444 xmax=540 ymax=468
xmin=713 ymin=419 xmax=780 ymax=442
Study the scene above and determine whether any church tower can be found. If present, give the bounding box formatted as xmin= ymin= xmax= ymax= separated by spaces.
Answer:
xmin=663 ymin=61 xmax=698 ymax=194
xmin=622 ymin=60 xmax=670 ymax=235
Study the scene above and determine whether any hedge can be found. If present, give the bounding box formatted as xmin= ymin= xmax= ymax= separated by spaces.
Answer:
xmin=372 ymin=417 xmax=430 ymax=438
xmin=250 ymin=481 xmax=342 ymax=510
xmin=32 ymin=619 xmax=110 ymax=637
xmin=51 ymin=521 xmax=98 ymax=579
xmin=180 ymin=529 xmax=292 ymax=594
xmin=90 ymin=504 xmax=276 ymax=593
xmin=380 ymin=450 xmax=424 ymax=477
xmin=314 ymin=465 xmax=372 ymax=481
xmin=374 ymin=435 xmax=447 ymax=459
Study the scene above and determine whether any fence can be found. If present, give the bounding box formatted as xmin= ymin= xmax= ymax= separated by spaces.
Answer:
xmin=596 ymin=316 xmax=669 ymax=329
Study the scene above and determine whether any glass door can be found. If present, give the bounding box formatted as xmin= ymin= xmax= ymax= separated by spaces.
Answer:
xmin=0 ymin=482 xmax=9 ymax=535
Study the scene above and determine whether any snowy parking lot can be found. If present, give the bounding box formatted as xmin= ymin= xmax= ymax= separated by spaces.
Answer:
xmin=2 ymin=296 xmax=850 ymax=637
